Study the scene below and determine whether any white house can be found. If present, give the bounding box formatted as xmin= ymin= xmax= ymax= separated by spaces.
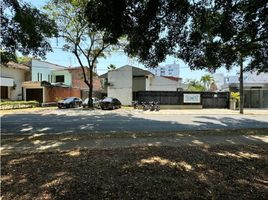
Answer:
xmin=31 ymin=59 xmax=65 ymax=82
xmin=1 ymin=62 xmax=30 ymax=100
xmin=146 ymin=76 xmax=182 ymax=91
xmin=100 ymin=65 xmax=183 ymax=105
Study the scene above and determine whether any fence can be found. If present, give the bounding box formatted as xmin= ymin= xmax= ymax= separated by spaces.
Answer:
xmin=133 ymin=91 xmax=230 ymax=108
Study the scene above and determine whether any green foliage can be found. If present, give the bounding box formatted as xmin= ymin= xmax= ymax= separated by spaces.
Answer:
xmin=0 ymin=101 xmax=39 ymax=110
xmin=17 ymin=56 xmax=32 ymax=65
xmin=1 ymin=0 xmax=57 ymax=63
xmin=230 ymin=92 xmax=240 ymax=102
xmin=107 ymin=64 xmax=116 ymax=71
xmin=200 ymin=74 xmax=214 ymax=91
xmin=186 ymin=79 xmax=205 ymax=92
xmin=44 ymin=0 xmax=123 ymax=107
xmin=85 ymin=0 xmax=267 ymax=73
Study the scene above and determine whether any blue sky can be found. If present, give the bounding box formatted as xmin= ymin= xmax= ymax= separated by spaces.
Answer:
xmin=26 ymin=0 xmax=239 ymax=80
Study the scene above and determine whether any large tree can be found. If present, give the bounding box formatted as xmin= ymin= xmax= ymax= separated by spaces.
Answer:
xmin=1 ymin=0 xmax=57 ymax=63
xmin=45 ymin=0 xmax=122 ymax=108
xmin=85 ymin=0 xmax=268 ymax=113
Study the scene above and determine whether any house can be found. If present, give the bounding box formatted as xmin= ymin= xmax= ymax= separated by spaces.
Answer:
xmin=22 ymin=59 xmax=103 ymax=103
xmin=100 ymin=65 xmax=183 ymax=105
xmin=146 ymin=76 xmax=182 ymax=91
xmin=0 ymin=62 xmax=30 ymax=100
xmin=222 ymin=72 xmax=268 ymax=108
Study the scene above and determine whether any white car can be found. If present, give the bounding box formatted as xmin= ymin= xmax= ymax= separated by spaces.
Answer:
xmin=82 ymin=97 xmax=100 ymax=108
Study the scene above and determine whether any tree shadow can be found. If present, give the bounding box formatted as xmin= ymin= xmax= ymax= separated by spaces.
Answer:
xmin=1 ymin=145 xmax=268 ymax=199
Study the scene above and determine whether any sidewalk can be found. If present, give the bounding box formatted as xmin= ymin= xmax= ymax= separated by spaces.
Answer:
xmin=140 ymin=108 xmax=268 ymax=115
xmin=1 ymin=107 xmax=268 ymax=116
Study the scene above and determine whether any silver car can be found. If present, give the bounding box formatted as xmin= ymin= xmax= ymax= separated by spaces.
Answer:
xmin=82 ymin=97 xmax=100 ymax=108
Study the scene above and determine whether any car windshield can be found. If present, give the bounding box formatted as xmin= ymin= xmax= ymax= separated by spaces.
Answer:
xmin=64 ymin=97 xmax=75 ymax=103
xmin=102 ymin=97 xmax=113 ymax=102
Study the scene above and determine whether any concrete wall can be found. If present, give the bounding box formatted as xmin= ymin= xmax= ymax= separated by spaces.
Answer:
xmin=1 ymin=66 xmax=27 ymax=100
xmin=52 ymin=70 xmax=72 ymax=86
xmin=133 ymin=77 xmax=146 ymax=92
xmin=146 ymin=76 xmax=181 ymax=91
xmin=107 ymin=66 xmax=132 ymax=105
xmin=44 ymin=87 xmax=81 ymax=102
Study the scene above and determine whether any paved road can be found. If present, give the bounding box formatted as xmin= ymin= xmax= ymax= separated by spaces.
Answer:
xmin=1 ymin=109 xmax=268 ymax=135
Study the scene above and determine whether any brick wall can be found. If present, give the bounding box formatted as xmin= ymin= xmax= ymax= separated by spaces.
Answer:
xmin=67 ymin=68 xmax=102 ymax=91
xmin=44 ymin=87 xmax=81 ymax=102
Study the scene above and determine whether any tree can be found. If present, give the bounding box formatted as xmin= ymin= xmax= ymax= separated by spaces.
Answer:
xmin=45 ymin=0 xmax=121 ymax=108
xmin=107 ymin=64 xmax=116 ymax=71
xmin=85 ymin=0 xmax=190 ymax=67
xmin=1 ymin=0 xmax=57 ymax=63
xmin=186 ymin=79 xmax=205 ymax=92
xmin=200 ymin=74 xmax=214 ymax=91
xmin=85 ymin=0 xmax=268 ymax=113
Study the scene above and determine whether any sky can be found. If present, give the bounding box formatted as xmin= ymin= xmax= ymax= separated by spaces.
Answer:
xmin=25 ymin=0 xmax=239 ymax=81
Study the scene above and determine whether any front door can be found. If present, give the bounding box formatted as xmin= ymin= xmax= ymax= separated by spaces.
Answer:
xmin=1 ymin=86 xmax=8 ymax=99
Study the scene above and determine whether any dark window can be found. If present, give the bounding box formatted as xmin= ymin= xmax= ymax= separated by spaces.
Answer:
xmin=40 ymin=73 xmax=42 ymax=81
xmin=48 ymin=75 xmax=50 ymax=82
xmin=56 ymin=75 xmax=65 ymax=83
xmin=37 ymin=73 xmax=39 ymax=81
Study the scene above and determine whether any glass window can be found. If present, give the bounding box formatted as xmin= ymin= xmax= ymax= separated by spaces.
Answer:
xmin=56 ymin=75 xmax=65 ymax=83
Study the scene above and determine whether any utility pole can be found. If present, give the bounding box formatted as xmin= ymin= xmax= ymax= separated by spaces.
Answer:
xmin=239 ymin=55 xmax=244 ymax=114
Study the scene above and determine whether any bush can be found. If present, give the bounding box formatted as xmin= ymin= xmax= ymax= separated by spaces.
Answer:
xmin=0 ymin=101 xmax=39 ymax=110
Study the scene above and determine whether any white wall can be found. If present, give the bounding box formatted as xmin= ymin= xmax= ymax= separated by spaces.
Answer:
xmin=149 ymin=64 xmax=180 ymax=77
xmin=107 ymin=66 xmax=133 ymax=105
xmin=146 ymin=76 xmax=181 ymax=91
xmin=1 ymin=66 xmax=27 ymax=100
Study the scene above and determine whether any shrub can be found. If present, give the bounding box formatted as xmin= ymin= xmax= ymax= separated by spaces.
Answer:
xmin=0 ymin=101 xmax=39 ymax=110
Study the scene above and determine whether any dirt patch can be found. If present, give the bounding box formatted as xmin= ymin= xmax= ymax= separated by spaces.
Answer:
xmin=1 ymin=145 xmax=268 ymax=200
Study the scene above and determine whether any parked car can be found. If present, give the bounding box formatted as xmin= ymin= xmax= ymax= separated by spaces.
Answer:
xmin=100 ymin=97 xmax=121 ymax=110
xmin=82 ymin=97 xmax=100 ymax=108
xmin=57 ymin=97 xmax=82 ymax=108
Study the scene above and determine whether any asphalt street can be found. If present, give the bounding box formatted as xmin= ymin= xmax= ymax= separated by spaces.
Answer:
xmin=1 ymin=109 xmax=268 ymax=135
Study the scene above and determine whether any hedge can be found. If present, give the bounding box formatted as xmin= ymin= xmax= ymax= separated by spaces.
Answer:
xmin=0 ymin=101 xmax=39 ymax=110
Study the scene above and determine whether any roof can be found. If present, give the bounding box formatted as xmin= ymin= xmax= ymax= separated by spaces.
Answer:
xmin=2 ymin=62 xmax=30 ymax=71
xmin=32 ymin=59 xmax=65 ymax=70
xmin=99 ymin=65 xmax=153 ymax=78
xmin=162 ymin=76 xmax=181 ymax=82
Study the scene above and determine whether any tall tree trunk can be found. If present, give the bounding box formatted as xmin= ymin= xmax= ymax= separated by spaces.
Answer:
xmin=239 ymin=56 xmax=244 ymax=114
xmin=87 ymin=65 xmax=94 ymax=108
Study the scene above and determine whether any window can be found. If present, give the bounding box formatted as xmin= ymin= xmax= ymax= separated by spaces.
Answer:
xmin=56 ymin=75 xmax=65 ymax=83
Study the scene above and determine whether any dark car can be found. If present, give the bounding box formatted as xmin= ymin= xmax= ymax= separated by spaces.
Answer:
xmin=82 ymin=97 xmax=100 ymax=108
xmin=57 ymin=97 xmax=82 ymax=108
xmin=100 ymin=97 xmax=121 ymax=110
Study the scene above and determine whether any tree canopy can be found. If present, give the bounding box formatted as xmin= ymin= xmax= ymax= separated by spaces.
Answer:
xmin=1 ymin=0 xmax=57 ymax=63
xmin=85 ymin=0 xmax=268 ymax=73
xmin=45 ymin=0 xmax=122 ymax=107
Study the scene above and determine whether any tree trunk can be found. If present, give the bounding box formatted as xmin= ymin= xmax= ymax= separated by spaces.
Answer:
xmin=87 ymin=66 xmax=94 ymax=108
xmin=239 ymin=56 xmax=244 ymax=114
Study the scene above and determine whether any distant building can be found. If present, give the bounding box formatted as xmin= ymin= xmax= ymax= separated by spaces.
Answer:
xmin=149 ymin=64 xmax=180 ymax=78
xmin=212 ymin=73 xmax=225 ymax=90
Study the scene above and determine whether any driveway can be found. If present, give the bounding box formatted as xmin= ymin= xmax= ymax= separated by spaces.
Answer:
xmin=1 ymin=108 xmax=268 ymax=135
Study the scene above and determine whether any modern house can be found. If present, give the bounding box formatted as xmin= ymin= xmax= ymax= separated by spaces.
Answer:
xmin=1 ymin=62 xmax=30 ymax=100
xmin=100 ymin=65 xmax=183 ymax=105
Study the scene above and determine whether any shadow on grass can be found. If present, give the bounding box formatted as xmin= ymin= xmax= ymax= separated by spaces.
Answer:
xmin=1 ymin=145 xmax=268 ymax=199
